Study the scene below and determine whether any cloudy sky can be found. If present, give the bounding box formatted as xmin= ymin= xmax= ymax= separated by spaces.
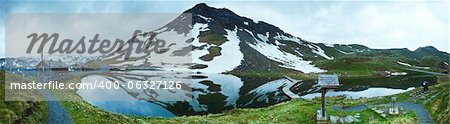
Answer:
xmin=0 ymin=0 xmax=448 ymax=57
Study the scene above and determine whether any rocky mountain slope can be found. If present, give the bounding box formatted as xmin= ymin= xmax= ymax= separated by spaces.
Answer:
xmin=5 ymin=3 xmax=448 ymax=74
xmin=154 ymin=3 xmax=449 ymax=73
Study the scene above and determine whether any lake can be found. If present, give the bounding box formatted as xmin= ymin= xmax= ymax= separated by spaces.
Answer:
xmin=76 ymin=71 xmax=437 ymax=117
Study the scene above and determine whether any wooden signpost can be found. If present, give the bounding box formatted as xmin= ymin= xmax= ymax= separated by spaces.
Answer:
xmin=317 ymin=74 xmax=340 ymax=121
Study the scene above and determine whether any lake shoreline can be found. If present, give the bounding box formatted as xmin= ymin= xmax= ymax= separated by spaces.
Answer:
xmin=51 ymin=73 xmax=448 ymax=123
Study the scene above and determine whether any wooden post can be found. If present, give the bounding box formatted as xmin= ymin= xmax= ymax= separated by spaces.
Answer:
xmin=321 ymin=88 xmax=327 ymax=118
xmin=317 ymin=74 xmax=339 ymax=122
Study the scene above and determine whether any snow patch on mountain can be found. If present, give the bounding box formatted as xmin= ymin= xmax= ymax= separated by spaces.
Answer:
xmin=192 ymin=23 xmax=210 ymax=46
xmin=294 ymin=50 xmax=304 ymax=57
xmin=192 ymin=27 xmax=244 ymax=73
xmin=324 ymin=43 xmax=334 ymax=47
xmin=273 ymin=33 xmax=301 ymax=43
xmin=196 ymin=15 xmax=213 ymax=22
xmin=247 ymin=35 xmax=325 ymax=73
xmin=336 ymin=49 xmax=354 ymax=55
xmin=308 ymin=44 xmax=333 ymax=60
xmin=256 ymin=33 xmax=269 ymax=42
xmin=0 ymin=59 xmax=7 ymax=69
xmin=243 ymin=29 xmax=254 ymax=37
xmin=110 ymin=59 xmax=146 ymax=67
xmin=397 ymin=61 xmax=430 ymax=69
xmin=391 ymin=72 xmax=407 ymax=76
xmin=274 ymin=40 xmax=282 ymax=46
xmin=397 ymin=61 xmax=411 ymax=66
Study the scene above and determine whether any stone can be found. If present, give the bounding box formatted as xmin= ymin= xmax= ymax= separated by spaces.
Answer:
xmin=345 ymin=116 xmax=354 ymax=123
xmin=316 ymin=110 xmax=327 ymax=121
xmin=375 ymin=110 xmax=384 ymax=114
xmin=339 ymin=117 xmax=345 ymax=123
xmin=329 ymin=116 xmax=339 ymax=124
xmin=355 ymin=113 xmax=361 ymax=118
xmin=389 ymin=107 xmax=399 ymax=114
xmin=354 ymin=118 xmax=361 ymax=122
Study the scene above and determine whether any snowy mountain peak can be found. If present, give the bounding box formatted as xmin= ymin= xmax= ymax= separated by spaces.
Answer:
xmin=186 ymin=3 xmax=291 ymax=38
xmin=96 ymin=3 xmax=450 ymax=74
xmin=91 ymin=3 xmax=335 ymax=73
xmin=183 ymin=3 xmax=333 ymax=73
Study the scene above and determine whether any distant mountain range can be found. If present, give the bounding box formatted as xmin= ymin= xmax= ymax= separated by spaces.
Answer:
xmin=3 ymin=3 xmax=449 ymax=73
xmin=1 ymin=55 xmax=98 ymax=69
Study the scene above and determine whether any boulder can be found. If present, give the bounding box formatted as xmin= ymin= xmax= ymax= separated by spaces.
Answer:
xmin=329 ymin=116 xmax=339 ymax=124
xmin=344 ymin=116 xmax=354 ymax=123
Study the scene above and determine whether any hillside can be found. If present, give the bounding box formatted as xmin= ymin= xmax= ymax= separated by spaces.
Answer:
xmin=1 ymin=3 xmax=448 ymax=75
xmin=0 ymin=71 xmax=48 ymax=123
xmin=85 ymin=3 xmax=449 ymax=75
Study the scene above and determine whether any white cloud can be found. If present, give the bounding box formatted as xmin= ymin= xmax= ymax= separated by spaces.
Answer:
xmin=205 ymin=1 xmax=449 ymax=52
xmin=1 ymin=1 xmax=449 ymax=58
xmin=0 ymin=27 xmax=4 ymax=57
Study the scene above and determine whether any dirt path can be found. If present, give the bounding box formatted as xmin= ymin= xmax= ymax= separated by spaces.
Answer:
xmin=40 ymin=89 xmax=72 ymax=124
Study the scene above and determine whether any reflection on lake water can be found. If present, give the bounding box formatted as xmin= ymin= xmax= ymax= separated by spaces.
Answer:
xmin=88 ymin=101 xmax=175 ymax=117
xmin=300 ymin=87 xmax=415 ymax=99
xmin=76 ymin=71 xmax=437 ymax=117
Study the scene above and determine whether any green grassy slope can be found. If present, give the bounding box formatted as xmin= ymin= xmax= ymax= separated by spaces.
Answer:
xmin=424 ymin=76 xmax=449 ymax=124
xmin=60 ymin=96 xmax=417 ymax=124
xmin=0 ymin=71 xmax=48 ymax=124
xmin=314 ymin=56 xmax=446 ymax=77
xmin=54 ymin=76 xmax=424 ymax=124
xmin=1 ymin=65 xmax=446 ymax=124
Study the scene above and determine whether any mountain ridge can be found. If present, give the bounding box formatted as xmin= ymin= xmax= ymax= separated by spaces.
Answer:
xmin=5 ymin=3 xmax=446 ymax=74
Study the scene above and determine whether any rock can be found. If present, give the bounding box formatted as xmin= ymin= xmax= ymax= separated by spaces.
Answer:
xmin=316 ymin=110 xmax=327 ymax=121
xmin=389 ymin=107 xmax=399 ymax=114
xmin=375 ymin=110 xmax=384 ymax=114
xmin=329 ymin=116 xmax=339 ymax=124
xmin=345 ymin=116 xmax=354 ymax=123
xmin=354 ymin=118 xmax=361 ymax=122
xmin=339 ymin=117 xmax=345 ymax=123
